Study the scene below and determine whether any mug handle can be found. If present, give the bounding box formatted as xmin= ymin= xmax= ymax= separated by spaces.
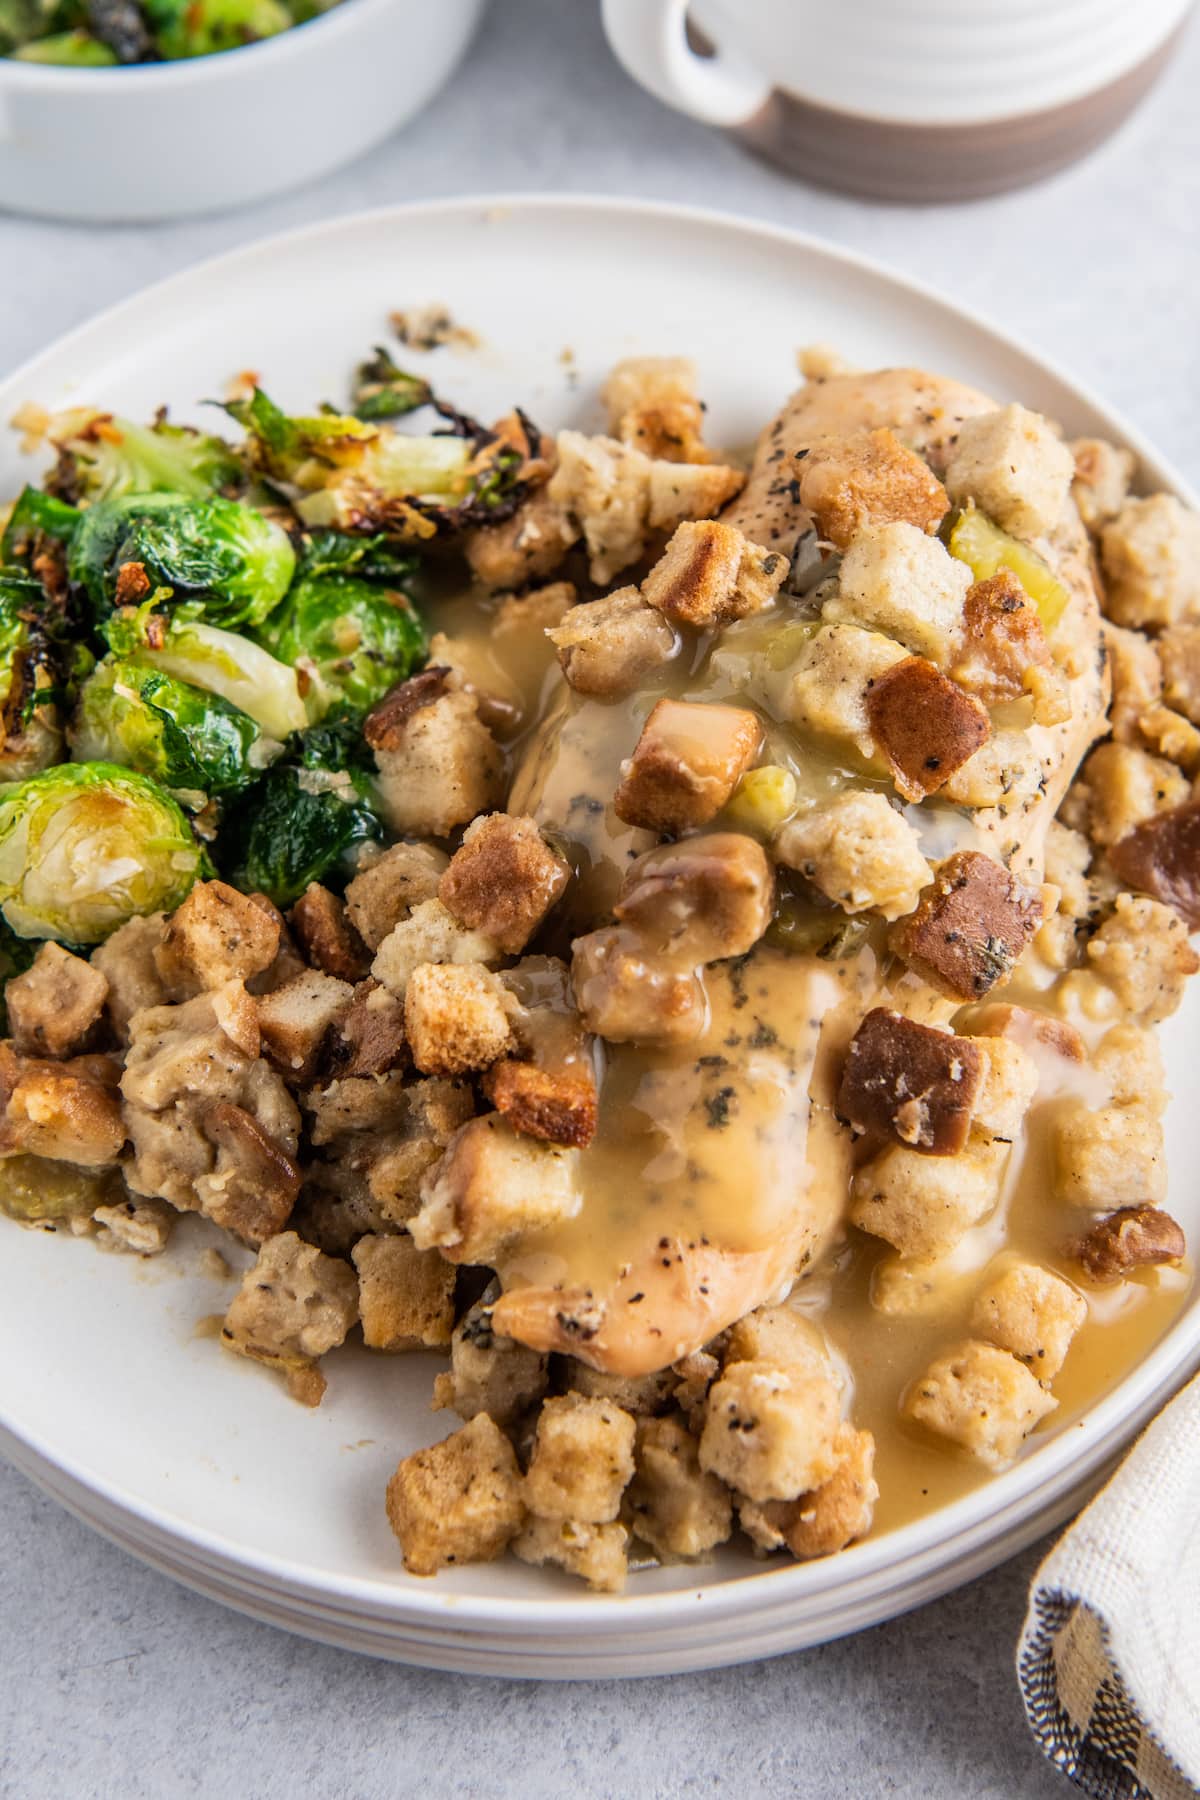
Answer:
xmin=600 ymin=0 xmax=771 ymax=127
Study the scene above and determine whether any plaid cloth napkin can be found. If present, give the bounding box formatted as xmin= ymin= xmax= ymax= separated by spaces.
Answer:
xmin=1017 ymin=1373 xmax=1200 ymax=1800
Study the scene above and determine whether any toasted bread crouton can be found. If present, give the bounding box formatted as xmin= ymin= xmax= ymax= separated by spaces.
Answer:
xmin=525 ymin=1392 xmax=637 ymax=1524
xmin=641 ymin=520 xmax=788 ymax=630
xmin=289 ymin=883 xmax=371 ymax=982
xmin=404 ymin=963 xmax=515 ymax=1076
xmin=776 ymin=792 xmax=931 ymax=922
xmin=969 ymin=1036 xmax=1039 ymax=1140
xmin=904 ymin=1339 xmax=1057 ymax=1469
xmin=570 ymin=927 xmax=707 ymax=1045
xmin=89 ymin=912 xmax=167 ymax=1041
xmin=613 ymin=699 xmax=763 ymax=834
xmin=699 ymin=1359 xmax=842 ymax=1504
xmin=0 ymin=1042 xmax=124 ymax=1167
xmin=865 ymin=656 xmax=989 ymax=801
xmin=1071 ymin=1205 xmax=1186 ymax=1281
xmin=945 ymin=405 xmax=1074 ymax=540
xmin=613 ymin=832 xmax=774 ymax=963
xmin=602 ymin=356 xmax=708 ymax=463
xmin=740 ymin=1424 xmax=878 ymax=1560
xmin=411 ymin=1112 xmax=580 ymax=1264
xmin=548 ymin=431 xmax=653 ymax=585
xmin=464 ymin=484 xmax=578 ymax=591
xmin=626 ymin=1414 xmax=733 ymax=1559
xmin=386 ymin=1413 xmax=526 ymax=1575
xmin=1157 ymin=621 xmax=1200 ymax=725
xmin=511 ymin=1514 xmax=629 ymax=1592
xmin=5 ymin=942 xmax=108 ymax=1060
xmin=850 ymin=1135 xmax=1008 ymax=1258
xmin=1076 ymin=742 xmax=1188 ymax=848
xmin=951 ymin=570 xmax=1055 ymax=710
xmin=439 ymin=813 xmax=571 ymax=954
xmin=345 ymin=1077 xmax=475 ymax=1231
xmin=838 ymin=1009 xmax=985 ymax=1156
xmin=646 ymin=460 xmax=745 ymax=534
xmin=1104 ymin=621 xmax=1164 ymax=743
xmin=302 ymin=1069 xmax=410 ymax=1146
xmin=1085 ymin=892 xmax=1199 ymax=1024
xmin=369 ymin=684 xmax=504 ymax=839
xmin=432 ymin=1295 xmax=549 ymax=1424
xmin=889 ymin=851 xmax=1044 ymax=999
xmin=155 ymin=880 xmax=280 ymax=998
xmin=546 ymin=586 xmax=678 ymax=699
xmin=371 ymin=898 xmax=500 ymax=1003
xmin=1101 ymin=494 xmax=1200 ymax=628
xmin=1090 ymin=1022 xmax=1167 ymax=1110
xmin=343 ymin=842 xmax=449 ymax=952
xmin=351 ymin=1233 xmax=455 ymax=1351
xmin=971 ymin=1262 xmax=1087 ymax=1378
xmin=1108 ymin=798 xmax=1200 ymax=929
xmin=798 ymin=428 xmax=948 ymax=549
xmin=1052 ymin=1102 xmax=1166 ymax=1209
xmin=723 ymin=1305 xmax=831 ymax=1374
xmin=825 ymin=520 xmax=971 ymax=663
xmin=329 ymin=978 xmax=407 ymax=1078
xmin=255 ymin=970 xmax=353 ymax=1083
xmin=1071 ymin=437 xmax=1135 ymax=534
xmin=783 ymin=621 xmax=908 ymax=767
xmin=493 ymin=579 xmax=577 ymax=643
xmin=221 ymin=1230 xmax=357 ymax=1405
xmin=483 ymin=1059 xmax=598 ymax=1149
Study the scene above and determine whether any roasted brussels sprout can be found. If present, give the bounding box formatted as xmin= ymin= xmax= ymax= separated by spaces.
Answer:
xmin=254 ymin=572 xmax=426 ymax=717
xmin=0 ymin=761 xmax=209 ymax=943
xmin=69 ymin=493 xmax=295 ymax=627
xmin=105 ymin=604 xmax=309 ymax=741
xmin=295 ymin=529 xmax=418 ymax=586
xmin=72 ymin=655 xmax=275 ymax=800
xmin=217 ymin=718 xmax=381 ymax=907
xmin=351 ymin=347 xmax=433 ymax=422
xmin=0 ymin=485 xmax=80 ymax=564
xmin=36 ymin=407 xmax=241 ymax=504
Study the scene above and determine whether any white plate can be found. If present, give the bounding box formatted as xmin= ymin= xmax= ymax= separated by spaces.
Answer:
xmin=1 ymin=195 xmax=1197 ymax=1678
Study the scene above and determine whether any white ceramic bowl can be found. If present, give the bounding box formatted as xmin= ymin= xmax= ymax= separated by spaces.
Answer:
xmin=0 ymin=196 xmax=1197 ymax=1677
xmin=0 ymin=0 xmax=485 ymax=222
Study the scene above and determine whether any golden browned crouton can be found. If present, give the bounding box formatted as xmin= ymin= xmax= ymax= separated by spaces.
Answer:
xmin=613 ymin=699 xmax=763 ymax=834
xmin=1077 ymin=742 xmax=1188 ymax=848
xmin=798 ymin=428 xmax=948 ymax=549
xmin=850 ymin=1135 xmax=1008 ymax=1259
xmin=289 ymin=884 xmax=371 ymax=983
xmin=511 ymin=1515 xmax=629 ymax=1592
xmin=5 ymin=942 xmax=108 ymax=1060
xmin=742 ymin=1425 xmax=878 ymax=1559
xmin=439 ymin=813 xmax=571 ymax=954
xmin=343 ymin=842 xmax=449 ymax=951
xmin=1100 ymin=494 xmax=1200 ymax=628
xmin=723 ymin=1306 xmax=828 ymax=1374
xmin=524 ymin=1393 xmax=637 ymax=1524
xmin=783 ymin=621 xmax=908 ymax=767
xmin=255 ymin=970 xmax=354 ymax=1083
xmin=1052 ymin=1103 xmax=1166 ymax=1209
xmin=546 ymin=586 xmax=678 ymax=699
xmin=547 ymin=432 xmax=653 ymax=584
xmin=601 ymin=355 xmax=709 ymax=464
xmin=1090 ymin=1022 xmax=1167 ymax=1110
xmin=386 ymin=1414 xmax=526 ymax=1575
xmin=776 ymin=792 xmax=932 ymax=921
xmin=351 ymin=1233 xmax=456 ymax=1351
xmin=0 ymin=1042 xmax=125 ymax=1167
xmin=1157 ymin=622 xmax=1200 ymax=725
xmin=404 ymin=963 xmax=515 ymax=1076
xmin=154 ymin=880 xmax=280 ymax=999
xmin=483 ymin=1059 xmax=598 ymax=1149
xmin=971 ymin=1262 xmax=1087 ymax=1378
xmin=464 ymin=486 xmax=578 ymax=590
xmin=824 ymin=520 xmax=971 ymax=662
xmin=306 ymin=1077 xmax=473 ymax=1241
xmin=432 ymin=1295 xmax=549 ymax=1424
xmin=410 ymin=1112 xmax=580 ymax=1264
xmin=889 ymin=851 xmax=1044 ymax=999
xmin=1108 ymin=798 xmax=1200 ymax=928
xmin=1071 ymin=1205 xmax=1186 ymax=1281
xmin=493 ymin=580 xmax=577 ymax=645
xmin=1071 ymin=437 xmax=1135 ymax=534
xmin=570 ymin=927 xmax=707 ymax=1045
xmin=838 ymin=1009 xmax=985 ymax=1156
xmin=613 ymin=832 xmax=775 ymax=963
xmin=367 ymin=679 xmax=503 ymax=839
xmin=904 ymin=1339 xmax=1057 ymax=1469
xmin=370 ymin=898 xmax=500 ymax=1003
xmin=1086 ymin=893 xmax=1199 ymax=1021
xmin=646 ymin=460 xmax=745 ymax=534
xmin=329 ymin=979 xmax=408 ymax=1078
xmin=641 ymin=520 xmax=787 ymax=630
xmin=89 ymin=912 xmax=167 ymax=1041
xmin=699 ymin=1359 xmax=842 ymax=1504
xmin=945 ymin=405 xmax=1075 ymax=540
xmin=1135 ymin=704 xmax=1200 ymax=773
xmin=865 ymin=656 xmax=990 ymax=801
xmin=951 ymin=570 xmax=1055 ymax=710
xmin=222 ymin=1230 xmax=358 ymax=1406
xmin=626 ymin=1414 xmax=733 ymax=1559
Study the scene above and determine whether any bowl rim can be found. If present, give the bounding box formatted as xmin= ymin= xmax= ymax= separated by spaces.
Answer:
xmin=0 ymin=190 xmax=1197 ymax=1640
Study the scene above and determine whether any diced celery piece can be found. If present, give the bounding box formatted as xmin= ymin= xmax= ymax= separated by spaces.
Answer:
xmin=945 ymin=507 xmax=1069 ymax=632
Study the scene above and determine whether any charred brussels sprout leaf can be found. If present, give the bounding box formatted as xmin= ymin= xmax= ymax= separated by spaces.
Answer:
xmin=38 ymin=408 xmax=241 ymax=504
xmin=0 ymin=486 xmax=80 ymax=563
xmin=217 ymin=719 xmax=380 ymax=907
xmin=104 ymin=603 xmax=310 ymax=741
xmin=68 ymin=493 xmax=295 ymax=627
xmin=352 ymin=348 xmax=433 ymax=422
xmin=72 ymin=656 xmax=274 ymax=800
xmin=254 ymin=572 xmax=426 ymax=718
xmin=294 ymin=529 xmax=418 ymax=585
xmin=0 ymin=565 xmax=86 ymax=783
xmin=0 ymin=761 xmax=209 ymax=944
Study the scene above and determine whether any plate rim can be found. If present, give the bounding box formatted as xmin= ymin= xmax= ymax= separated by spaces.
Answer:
xmin=2 ymin=189 xmax=1198 ymax=1642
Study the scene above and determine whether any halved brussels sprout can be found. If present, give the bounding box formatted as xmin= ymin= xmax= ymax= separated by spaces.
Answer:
xmin=69 ymin=493 xmax=295 ymax=628
xmin=72 ymin=656 xmax=276 ymax=799
xmin=254 ymin=572 xmax=426 ymax=718
xmin=0 ymin=761 xmax=209 ymax=944
xmin=31 ymin=407 xmax=241 ymax=503
xmin=105 ymin=605 xmax=309 ymax=741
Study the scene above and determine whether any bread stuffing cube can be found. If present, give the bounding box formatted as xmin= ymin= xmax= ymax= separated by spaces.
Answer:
xmin=90 ymin=912 xmax=168 ymax=1041
xmin=367 ymin=678 xmax=503 ymax=838
xmin=371 ymin=899 xmax=500 ymax=1003
xmin=289 ymin=883 xmax=371 ymax=983
xmin=723 ymin=1306 xmax=831 ymax=1374
xmin=613 ymin=698 xmax=763 ymax=834
xmin=1104 ymin=622 xmax=1164 ymax=743
xmin=221 ymin=1230 xmax=358 ymax=1405
xmin=1052 ymin=1102 xmax=1166 ymax=1209
xmin=1086 ymin=893 xmax=1199 ymax=1022
xmin=945 ymin=405 xmax=1074 ymax=540
xmin=432 ymin=1296 xmax=548 ymax=1424
xmin=864 ymin=656 xmax=990 ymax=801
xmin=331 ymin=979 xmax=408 ymax=1078
xmin=1090 ymin=1023 xmax=1167 ymax=1112
xmin=483 ymin=1059 xmax=598 ymax=1149
xmin=546 ymin=586 xmax=678 ymax=698
xmin=699 ymin=1360 xmax=842 ymax=1503
xmin=511 ymin=1515 xmax=629 ymax=1593
xmin=464 ymin=486 xmax=578 ymax=591
xmin=625 ymin=1414 xmax=733 ymax=1559
xmin=850 ymin=1136 xmax=1008 ymax=1258
xmin=904 ymin=1339 xmax=1057 ymax=1469
xmin=798 ymin=428 xmax=948 ymax=548
xmin=410 ymin=1112 xmax=580 ymax=1264
xmin=889 ymin=851 xmax=1043 ymax=1000
xmin=343 ymin=842 xmax=449 ymax=951
xmin=950 ymin=571 xmax=1055 ymax=711
xmin=404 ymin=963 xmax=515 ymax=1076
xmin=386 ymin=1413 xmax=526 ymax=1575
xmin=783 ymin=622 xmax=908 ymax=766
xmin=971 ymin=1261 xmax=1087 ymax=1379
xmin=351 ymin=1233 xmax=455 ymax=1351
xmin=775 ymin=791 xmax=931 ymax=921
xmin=1101 ymin=494 xmax=1200 ymax=628
xmin=824 ymin=520 xmax=971 ymax=662
xmin=5 ymin=942 xmax=109 ymax=1060
xmin=838 ymin=1009 xmax=985 ymax=1156
xmin=1071 ymin=438 xmax=1135 ymax=534
xmin=969 ymin=1036 xmax=1039 ymax=1141
xmin=646 ymin=460 xmax=745 ymax=535
xmin=740 ymin=1424 xmax=878 ymax=1560
xmin=255 ymin=970 xmax=354 ymax=1083
xmin=1157 ymin=621 xmax=1200 ymax=726
xmin=1077 ymin=742 xmax=1188 ymax=848
xmin=439 ymin=813 xmax=571 ymax=954
xmin=570 ymin=926 xmax=707 ymax=1045
xmin=524 ymin=1392 xmax=637 ymax=1524
xmin=548 ymin=430 xmax=653 ymax=584
xmin=155 ymin=880 xmax=279 ymax=997
xmin=640 ymin=520 xmax=787 ymax=629
xmin=613 ymin=832 xmax=774 ymax=963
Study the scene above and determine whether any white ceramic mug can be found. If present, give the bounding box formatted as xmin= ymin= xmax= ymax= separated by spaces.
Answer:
xmin=602 ymin=0 xmax=1195 ymax=200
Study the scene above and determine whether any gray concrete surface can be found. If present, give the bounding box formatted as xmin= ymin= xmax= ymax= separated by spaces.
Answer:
xmin=4 ymin=1 xmax=1199 ymax=1793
